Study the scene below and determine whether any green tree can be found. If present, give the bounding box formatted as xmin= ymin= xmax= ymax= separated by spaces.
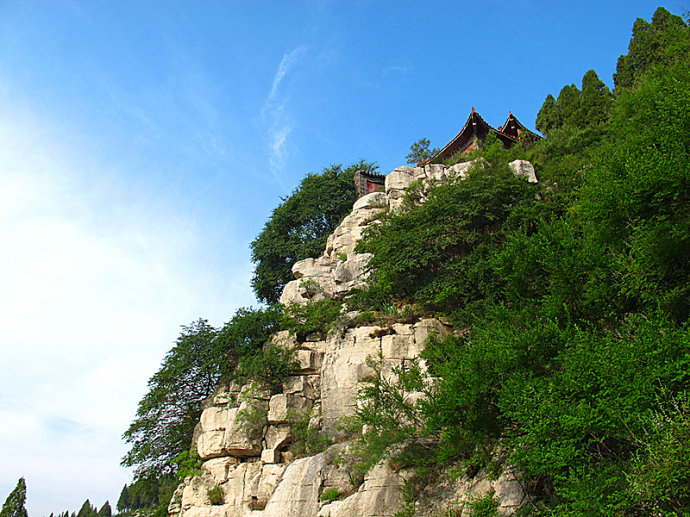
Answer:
xmin=536 ymin=70 xmax=612 ymax=134
xmin=122 ymin=307 xmax=279 ymax=482
xmin=358 ymin=158 xmax=541 ymax=324
xmin=556 ymin=83 xmax=582 ymax=128
xmin=122 ymin=319 xmax=221 ymax=478
xmin=96 ymin=501 xmax=111 ymax=517
xmin=250 ymin=160 xmax=377 ymax=304
xmin=0 ymin=478 xmax=28 ymax=517
xmin=578 ymin=58 xmax=690 ymax=323
xmin=116 ymin=485 xmax=129 ymax=513
xmin=579 ymin=69 xmax=613 ymax=126
xmin=535 ymin=94 xmax=560 ymax=135
xmin=614 ymin=7 xmax=689 ymax=90
xmin=405 ymin=138 xmax=439 ymax=164
xmin=76 ymin=500 xmax=96 ymax=517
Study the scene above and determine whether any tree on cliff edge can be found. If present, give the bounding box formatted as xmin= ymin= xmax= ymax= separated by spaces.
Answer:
xmin=250 ymin=160 xmax=377 ymax=304
xmin=0 ymin=478 xmax=28 ymax=517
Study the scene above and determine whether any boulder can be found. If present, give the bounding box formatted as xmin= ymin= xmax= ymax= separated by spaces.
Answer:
xmin=508 ymin=159 xmax=538 ymax=183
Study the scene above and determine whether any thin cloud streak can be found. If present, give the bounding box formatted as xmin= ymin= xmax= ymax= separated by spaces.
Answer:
xmin=262 ymin=46 xmax=307 ymax=119
xmin=261 ymin=46 xmax=307 ymax=184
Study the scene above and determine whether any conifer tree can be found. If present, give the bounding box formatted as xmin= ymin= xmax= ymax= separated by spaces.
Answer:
xmin=97 ymin=501 xmax=111 ymax=517
xmin=0 ymin=478 xmax=28 ymax=517
xmin=614 ymin=7 xmax=689 ymax=90
xmin=535 ymin=94 xmax=560 ymax=135
xmin=556 ymin=84 xmax=583 ymax=128
xmin=579 ymin=69 xmax=614 ymax=126
xmin=116 ymin=485 xmax=129 ymax=513
xmin=76 ymin=500 xmax=96 ymax=517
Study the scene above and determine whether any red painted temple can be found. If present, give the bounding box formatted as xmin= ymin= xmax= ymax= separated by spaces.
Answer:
xmin=435 ymin=108 xmax=539 ymax=161
xmin=353 ymin=109 xmax=539 ymax=198
xmin=353 ymin=169 xmax=386 ymax=198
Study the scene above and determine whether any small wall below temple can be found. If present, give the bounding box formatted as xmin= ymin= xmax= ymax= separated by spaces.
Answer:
xmin=353 ymin=169 xmax=386 ymax=198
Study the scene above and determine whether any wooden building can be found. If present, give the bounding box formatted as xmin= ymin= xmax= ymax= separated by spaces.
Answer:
xmin=354 ymin=169 xmax=386 ymax=198
xmin=435 ymin=109 xmax=539 ymax=161
xmin=353 ymin=109 xmax=539 ymax=198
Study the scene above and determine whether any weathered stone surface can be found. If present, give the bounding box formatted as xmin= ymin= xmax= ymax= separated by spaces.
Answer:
xmin=332 ymin=253 xmax=372 ymax=287
xmin=509 ymin=159 xmax=538 ymax=183
xmin=261 ymin=454 xmax=327 ymax=517
xmin=267 ymin=394 xmax=289 ymax=424
xmin=424 ymin=163 xmax=447 ymax=182
xmin=269 ymin=330 xmax=298 ymax=350
xmin=264 ymin=424 xmax=291 ymax=450
xmin=320 ymin=461 xmax=405 ymax=517
xmin=352 ymin=191 xmax=388 ymax=211
xmin=282 ymin=375 xmax=317 ymax=399
xmin=384 ymin=166 xmax=416 ymax=192
xmin=202 ymin=457 xmax=240 ymax=484
xmin=196 ymin=402 xmax=264 ymax=460
xmin=175 ymin=160 xmax=538 ymax=517
xmin=381 ymin=333 xmax=414 ymax=360
xmin=261 ymin=448 xmax=281 ymax=464
xmin=297 ymin=349 xmax=322 ymax=373
xmin=413 ymin=318 xmax=451 ymax=356
xmin=326 ymin=207 xmax=385 ymax=257
xmin=320 ymin=326 xmax=383 ymax=434
xmin=448 ymin=160 xmax=474 ymax=179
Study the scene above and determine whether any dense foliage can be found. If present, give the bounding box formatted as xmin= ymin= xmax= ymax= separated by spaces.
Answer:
xmin=358 ymin=157 xmax=542 ymax=325
xmin=120 ymin=307 xmax=280 ymax=512
xmin=117 ymin=6 xmax=689 ymax=516
xmin=121 ymin=319 xmax=222 ymax=479
xmin=613 ymin=7 xmax=690 ymax=90
xmin=250 ymin=161 xmax=376 ymax=304
xmin=353 ymin=7 xmax=690 ymax=514
xmin=535 ymin=69 xmax=613 ymax=135
xmin=0 ymin=478 xmax=27 ymax=517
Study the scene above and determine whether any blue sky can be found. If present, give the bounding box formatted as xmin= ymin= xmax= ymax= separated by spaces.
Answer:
xmin=0 ymin=1 xmax=684 ymax=515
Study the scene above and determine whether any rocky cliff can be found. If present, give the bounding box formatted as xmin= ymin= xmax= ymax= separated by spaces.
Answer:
xmin=169 ymin=160 xmax=537 ymax=517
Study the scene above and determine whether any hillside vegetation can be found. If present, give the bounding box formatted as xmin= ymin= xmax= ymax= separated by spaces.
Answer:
xmin=351 ymin=7 xmax=690 ymax=514
xmin=109 ymin=6 xmax=690 ymax=517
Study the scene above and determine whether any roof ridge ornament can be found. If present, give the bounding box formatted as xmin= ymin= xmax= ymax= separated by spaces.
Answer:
xmin=435 ymin=108 xmax=540 ymax=161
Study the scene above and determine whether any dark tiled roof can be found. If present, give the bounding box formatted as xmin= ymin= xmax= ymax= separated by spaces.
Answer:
xmin=435 ymin=109 xmax=540 ymax=161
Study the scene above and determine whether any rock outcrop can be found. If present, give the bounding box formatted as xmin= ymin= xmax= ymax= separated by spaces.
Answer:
xmin=171 ymin=161 xmax=537 ymax=517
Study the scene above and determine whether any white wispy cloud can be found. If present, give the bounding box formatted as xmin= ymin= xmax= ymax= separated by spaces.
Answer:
xmin=260 ymin=47 xmax=307 ymax=183
xmin=262 ymin=46 xmax=307 ymax=119
xmin=0 ymin=98 xmax=254 ymax=515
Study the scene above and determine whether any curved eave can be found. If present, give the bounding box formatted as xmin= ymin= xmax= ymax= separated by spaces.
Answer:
xmin=435 ymin=111 xmax=493 ymax=160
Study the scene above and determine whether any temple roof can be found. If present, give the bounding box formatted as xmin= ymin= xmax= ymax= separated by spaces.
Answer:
xmin=435 ymin=109 xmax=539 ymax=161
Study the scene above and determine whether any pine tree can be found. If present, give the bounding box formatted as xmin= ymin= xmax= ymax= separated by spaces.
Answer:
xmin=614 ymin=7 xmax=689 ymax=90
xmin=535 ymin=94 xmax=561 ymax=134
xmin=556 ymin=84 xmax=582 ymax=128
xmin=0 ymin=478 xmax=28 ymax=517
xmin=579 ymin=69 xmax=613 ymax=127
xmin=76 ymin=500 xmax=96 ymax=517
xmin=96 ymin=501 xmax=111 ymax=517
xmin=116 ymin=485 xmax=129 ymax=513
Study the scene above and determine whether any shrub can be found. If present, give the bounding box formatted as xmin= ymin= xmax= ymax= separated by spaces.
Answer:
xmin=319 ymin=488 xmax=342 ymax=502
xmin=465 ymin=491 xmax=499 ymax=517
xmin=287 ymin=409 xmax=332 ymax=457
xmin=357 ymin=164 xmax=541 ymax=324
xmin=173 ymin=449 xmax=203 ymax=480
xmin=281 ymin=299 xmax=343 ymax=340
xmin=233 ymin=345 xmax=299 ymax=391
xmin=206 ymin=486 xmax=223 ymax=505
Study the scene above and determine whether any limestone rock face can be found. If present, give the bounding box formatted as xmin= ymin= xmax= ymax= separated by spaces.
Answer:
xmin=172 ymin=160 xmax=537 ymax=517
xmin=508 ymin=159 xmax=538 ymax=183
xmin=319 ymin=461 xmax=406 ymax=517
